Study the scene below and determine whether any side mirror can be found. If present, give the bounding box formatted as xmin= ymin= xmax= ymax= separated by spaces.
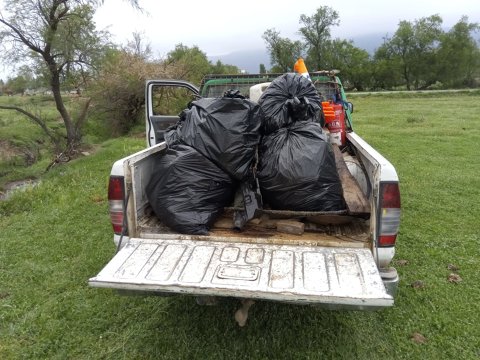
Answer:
xmin=347 ymin=102 xmax=354 ymax=113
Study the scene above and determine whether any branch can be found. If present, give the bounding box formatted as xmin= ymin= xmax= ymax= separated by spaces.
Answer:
xmin=74 ymin=98 xmax=92 ymax=135
xmin=43 ymin=1 xmax=69 ymax=56
xmin=37 ymin=0 xmax=49 ymax=26
xmin=0 ymin=18 xmax=44 ymax=55
xmin=0 ymin=105 xmax=59 ymax=145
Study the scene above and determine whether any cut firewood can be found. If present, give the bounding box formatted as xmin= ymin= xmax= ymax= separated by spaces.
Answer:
xmin=213 ymin=217 xmax=234 ymax=229
xmin=306 ymin=214 xmax=357 ymax=225
xmin=276 ymin=220 xmax=305 ymax=235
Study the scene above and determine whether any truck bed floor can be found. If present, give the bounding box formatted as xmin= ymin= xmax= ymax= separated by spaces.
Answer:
xmin=137 ymin=214 xmax=371 ymax=249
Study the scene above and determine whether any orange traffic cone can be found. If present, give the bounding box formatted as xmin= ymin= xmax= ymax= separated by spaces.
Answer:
xmin=293 ymin=58 xmax=311 ymax=81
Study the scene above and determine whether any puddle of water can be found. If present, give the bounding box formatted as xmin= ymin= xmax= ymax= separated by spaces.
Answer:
xmin=0 ymin=179 xmax=41 ymax=200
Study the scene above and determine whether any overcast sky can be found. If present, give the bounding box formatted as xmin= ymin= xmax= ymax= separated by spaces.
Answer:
xmin=0 ymin=0 xmax=478 ymax=79
xmin=94 ymin=0 xmax=480 ymax=56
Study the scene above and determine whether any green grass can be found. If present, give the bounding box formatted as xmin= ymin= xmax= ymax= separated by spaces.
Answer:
xmin=0 ymin=96 xmax=57 ymax=187
xmin=0 ymin=94 xmax=116 ymax=191
xmin=1 ymin=93 xmax=480 ymax=359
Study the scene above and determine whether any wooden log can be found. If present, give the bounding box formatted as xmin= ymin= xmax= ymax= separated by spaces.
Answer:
xmin=332 ymin=145 xmax=371 ymax=216
xmin=213 ymin=217 xmax=234 ymax=229
xmin=306 ymin=214 xmax=357 ymax=225
xmin=276 ymin=220 xmax=305 ymax=235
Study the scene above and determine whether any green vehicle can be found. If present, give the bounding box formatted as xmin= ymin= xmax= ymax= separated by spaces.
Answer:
xmin=144 ymin=72 xmax=353 ymax=143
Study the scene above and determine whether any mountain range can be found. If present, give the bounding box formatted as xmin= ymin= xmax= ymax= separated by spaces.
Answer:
xmin=208 ymin=32 xmax=387 ymax=73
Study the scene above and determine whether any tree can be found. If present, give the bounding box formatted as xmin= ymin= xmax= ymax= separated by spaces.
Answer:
xmin=436 ymin=16 xmax=480 ymax=87
xmin=6 ymin=65 xmax=45 ymax=93
xmin=126 ymin=31 xmax=152 ymax=60
xmin=381 ymin=15 xmax=443 ymax=90
xmin=262 ymin=28 xmax=304 ymax=72
xmin=299 ymin=6 xmax=340 ymax=70
xmin=166 ymin=44 xmax=212 ymax=84
xmin=210 ymin=60 xmax=239 ymax=75
xmin=92 ymin=46 xmax=168 ymax=135
xmin=166 ymin=44 xmax=239 ymax=84
xmin=0 ymin=0 xmax=110 ymax=156
xmin=92 ymin=39 xmax=234 ymax=135
xmin=259 ymin=63 xmax=266 ymax=74
xmin=5 ymin=75 xmax=29 ymax=95
xmin=324 ymin=39 xmax=372 ymax=90
xmin=371 ymin=41 xmax=404 ymax=90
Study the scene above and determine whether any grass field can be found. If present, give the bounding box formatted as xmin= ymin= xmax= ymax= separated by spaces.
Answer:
xmin=1 ymin=92 xmax=479 ymax=359
xmin=0 ymin=95 xmax=105 ymax=191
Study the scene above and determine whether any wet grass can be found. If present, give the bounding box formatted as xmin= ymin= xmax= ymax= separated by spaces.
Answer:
xmin=0 ymin=95 xmax=104 ymax=191
xmin=0 ymin=92 xmax=479 ymax=359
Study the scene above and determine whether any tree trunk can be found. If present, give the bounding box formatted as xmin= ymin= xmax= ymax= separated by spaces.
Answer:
xmin=403 ymin=66 xmax=411 ymax=91
xmin=50 ymin=68 xmax=80 ymax=151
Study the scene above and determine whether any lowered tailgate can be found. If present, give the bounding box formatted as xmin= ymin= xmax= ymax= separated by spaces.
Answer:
xmin=89 ymin=238 xmax=392 ymax=309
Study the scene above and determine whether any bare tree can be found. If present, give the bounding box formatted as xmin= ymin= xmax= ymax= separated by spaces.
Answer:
xmin=0 ymin=0 xmax=110 ymax=159
xmin=126 ymin=31 xmax=152 ymax=60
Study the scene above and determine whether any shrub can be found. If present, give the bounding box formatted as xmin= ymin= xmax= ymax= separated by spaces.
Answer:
xmin=91 ymin=50 xmax=178 ymax=136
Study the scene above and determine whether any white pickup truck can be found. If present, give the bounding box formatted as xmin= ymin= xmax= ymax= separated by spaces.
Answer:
xmin=89 ymin=73 xmax=401 ymax=318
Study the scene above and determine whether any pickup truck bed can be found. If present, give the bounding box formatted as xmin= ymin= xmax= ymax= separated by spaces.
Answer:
xmin=89 ymin=135 xmax=393 ymax=309
xmin=89 ymin=74 xmax=400 ymax=313
xmin=138 ymin=213 xmax=370 ymax=248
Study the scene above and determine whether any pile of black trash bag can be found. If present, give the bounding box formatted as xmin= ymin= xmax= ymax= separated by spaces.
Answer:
xmin=257 ymin=73 xmax=345 ymax=211
xmin=165 ymin=90 xmax=263 ymax=181
xmin=259 ymin=72 xmax=323 ymax=134
xmin=147 ymin=75 xmax=345 ymax=235
xmin=146 ymin=90 xmax=264 ymax=235
xmin=257 ymin=120 xmax=345 ymax=211
xmin=145 ymin=144 xmax=236 ymax=235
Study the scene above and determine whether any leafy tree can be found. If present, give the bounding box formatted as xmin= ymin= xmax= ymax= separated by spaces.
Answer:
xmin=324 ymin=39 xmax=372 ymax=90
xmin=5 ymin=65 xmax=47 ymax=92
xmin=381 ymin=15 xmax=443 ymax=90
xmin=371 ymin=42 xmax=404 ymax=90
xmin=91 ymin=40 xmax=167 ymax=135
xmin=259 ymin=63 xmax=266 ymax=74
xmin=210 ymin=60 xmax=239 ymax=75
xmin=262 ymin=28 xmax=304 ymax=72
xmin=166 ymin=44 xmax=239 ymax=83
xmin=299 ymin=6 xmax=340 ymax=70
xmin=166 ymin=44 xmax=212 ymax=85
xmin=437 ymin=16 xmax=480 ymax=87
xmin=5 ymin=75 xmax=29 ymax=94
xmin=0 ymin=0 xmax=110 ymax=156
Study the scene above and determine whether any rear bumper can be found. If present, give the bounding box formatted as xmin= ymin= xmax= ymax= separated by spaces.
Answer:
xmin=113 ymin=234 xmax=129 ymax=249
xmin=380 ymin=267 xmax=399 ymax=298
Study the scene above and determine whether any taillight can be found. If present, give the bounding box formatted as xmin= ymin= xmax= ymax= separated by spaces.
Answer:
xmin=378 ymin=183 xmax=401 ymax=247
xmin=108 ymin=176 xmax=125 ymax=235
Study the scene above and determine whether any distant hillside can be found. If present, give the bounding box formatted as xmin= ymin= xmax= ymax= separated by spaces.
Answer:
xmin=208 ymin=34 xmax=386 ymax=73
xmin=349 ymin=32 xmax=386 ymax=54
xmin=209 ymin=49 xmax=270 ymax=74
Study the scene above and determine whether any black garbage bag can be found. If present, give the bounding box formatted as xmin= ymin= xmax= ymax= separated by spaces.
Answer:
xmin=258 ymin=73 xmax=322 ymax=135
xmin=232 ymin=177 xmax=263 ymax=230
xmin=146 ymin=144 xmax=235 ymax=235
xmin=164 ymin=120 xmax=181 ymax=146
xmin=165 ymin=90 xmax=264 ymax=181
xmin=257 ymin=121 xmax=345 ymax=211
